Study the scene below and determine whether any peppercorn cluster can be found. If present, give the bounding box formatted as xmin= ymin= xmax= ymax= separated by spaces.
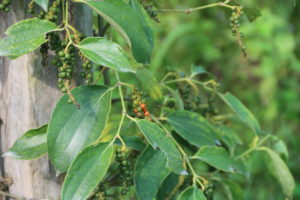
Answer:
xmin=179 ymin=83 xmax=217 ymax=116
xmin=204 ymin=183 xmax=214 ymax=200
xmin=45 ymin=0 xmax=61 ymax=22
xmin=0 ymin=0 xmax=11 ymax=13
xmin=115 ymin=148 xmax=134 ymax=196
xmin=132 ymin=89 xmax=151 ymax=121
xmin=179 ymin=84 xmax=199 ymax=111
xmin=230 ymin=6 xmax=247 ymax=57
xmin=28 ymin=0 xmax=61 ymax=22
xmin=88 ymin=184 xmax=106 ymax=200
xmin=79 ymin=52 xmax=93 ymax=84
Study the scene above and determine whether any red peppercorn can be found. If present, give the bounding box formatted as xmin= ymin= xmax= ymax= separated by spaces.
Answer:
xmin=144 ymin=111 xmax=150 ymax=116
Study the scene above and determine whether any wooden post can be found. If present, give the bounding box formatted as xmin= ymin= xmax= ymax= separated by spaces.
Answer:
xmin=0 ymin=1 xmax=92 ymax=199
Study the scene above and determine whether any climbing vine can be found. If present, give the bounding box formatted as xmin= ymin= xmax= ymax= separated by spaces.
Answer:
xmin=0 ymin=0 xmax=295 ymax=200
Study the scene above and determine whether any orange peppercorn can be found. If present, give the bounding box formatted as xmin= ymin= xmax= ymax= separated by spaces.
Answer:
xmin=144 ymin=111 xmax=150 ymax=116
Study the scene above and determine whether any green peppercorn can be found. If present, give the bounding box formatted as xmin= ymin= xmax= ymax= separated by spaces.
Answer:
xmin=58 ymin=51 xmax=65 ymax=57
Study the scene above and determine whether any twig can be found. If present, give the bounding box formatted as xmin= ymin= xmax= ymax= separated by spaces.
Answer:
xmin=157 ymin=1 xmax=235 ymax=14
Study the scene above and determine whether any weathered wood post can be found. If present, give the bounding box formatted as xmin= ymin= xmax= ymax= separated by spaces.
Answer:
xmin=0 ymin=1 xmax=92 ymax=199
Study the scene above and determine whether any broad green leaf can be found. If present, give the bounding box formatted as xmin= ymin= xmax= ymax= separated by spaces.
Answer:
xmin=0 ymin=18 xmax=58 ymax=59
xmin=62 ymin=142 xmax=113 ymax=200
xmin=47 ymin=85 xmax=112 ymax=173
xmin=257 ymin=147 xmax=295 ymax=198
xmin=82 ymin=0 xmax=154 ymax=64
xmin=34 ymin=0 xmax=49 ymax=11
xmin=191 ymin=64 xmax=207 ymax=77
xmin=244 ymin=7 xmax=262 ymax=22
xmin=216 ymin=126 xmax=242 ymax=156
xmin=157 ymin=173 xmax=180 ymax=200
xmin=178 ymin=186 xmax=207 ymax=200
xmin=96 ymin=114 xmax=121 ymax=143
xmin=194 ymin=146 xmax=243 ymax=173
xmin=3 ymin=125 xmax=47 ymax=160
xmin=136 ymin=68 xmax=163 ymax=101
xmin=135 ymin=146 xmax=171 ymax=200
xmin=167 ymin=111 xmax=220 ymax=147
xmin=77 ymin=37 xmax=134 ymax=73
xmin=136 ymin=120 xmax=186 ymax=174
xmin=219 ymin=92 xmax=261 ymax=135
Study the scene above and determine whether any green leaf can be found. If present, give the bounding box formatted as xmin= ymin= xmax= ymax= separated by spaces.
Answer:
xmin=62 ymin=142 xmax=113 ymax=200
xmin=216 ymin=126 xmax=242 ymax=156
xmin=0 ymin=18 xmax=58 ymax=59
xmin=47 ymin=85 xmax=112 ymax=173
xmin=167 ymin=111 xmax=220 ymax=147
xmin=178 ymin=186 xmax=207 ymax=200
xmin=96 ymin=114 xmax=121 ymax=143
xmin=82 ymin=0 xmax=154 ymax=64
xmin=219 ymin=92 xmax=261 ymax=135
xmin=157 ymin=173 xmax=180 ymax=200
xmin=135 ymin=146 xmax=171 ymax=200
xmin=257 ymin=147 xmax=295 ymax=198
xmin=244 ymin=7 xmax=262 ymax=22
xmin=3 ymin=125 xmax=47 ymax=160
xmin=34 ymin=0 xmax=49 ymax=11
xmin=136 ymin=68 xmax=163 ymax=101
xmin=194 ymin=146 xmax=243 ymax=173
xmin=191 ymin=64 xmax=207 ymax=77
xmin=77 ymin=37 xmax=134 ymax=73
xmin=136 ymin=120 xmax=186 ymax=174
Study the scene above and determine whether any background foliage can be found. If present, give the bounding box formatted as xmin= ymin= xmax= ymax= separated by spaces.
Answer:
xmin=112 ymin=0 xmax=300 ymax=199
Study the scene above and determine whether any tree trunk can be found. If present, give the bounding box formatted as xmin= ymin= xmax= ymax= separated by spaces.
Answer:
xmin=0 ymin=1 xmax=92 ymax=199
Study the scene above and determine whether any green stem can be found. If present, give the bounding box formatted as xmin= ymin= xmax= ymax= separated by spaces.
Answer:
xmin=157 ymin=1 xmax=235 ymax=14
xmin=151 ymin=116 xmax=207 ymax=190
xmin=163 ymin=77 xmax=216 ymax=93
xmin=113 ymin=71 xmax=127 ymax=146
xmin=115 ymin=72 xmax=127 ymax=113
xmin=235 ymin=135 xmax=271 ymax=160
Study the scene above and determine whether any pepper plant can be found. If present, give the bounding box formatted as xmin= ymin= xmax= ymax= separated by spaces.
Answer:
xmin=0 ymin=0 xmax=295 ymax=200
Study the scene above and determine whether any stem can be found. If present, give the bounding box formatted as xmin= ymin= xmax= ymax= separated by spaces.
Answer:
xmin=157 ymin=1 xmax=235 ymax=14
xmin=114 ymin=111 xmax=126 ymax=147
xmin=235 ymin=135 xmax=271 ymax=160
xmin=162 ymin=77 xmax=216 ymax=93
xmin=160 ymin=72 xmax=179 ymax=83
xmin=119 ymin=82 xmax=135 ymax=89
xmin=112 ymin=71 xmax=127 ymax=146
xmin=151 ymin=116 xmax=207 ymax=190
xmin=64 ymin=81 xmax=80 ymax=108
xmin=115 ymin=72 xmax=127 ymax=113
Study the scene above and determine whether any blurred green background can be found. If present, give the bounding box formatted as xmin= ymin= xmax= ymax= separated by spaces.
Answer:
xmin=136 ymin=0 xmax=299 ymax=199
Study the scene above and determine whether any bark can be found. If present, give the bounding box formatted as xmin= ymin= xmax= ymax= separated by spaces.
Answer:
xmin=0 ymin=1 xmax=92 ymax=199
